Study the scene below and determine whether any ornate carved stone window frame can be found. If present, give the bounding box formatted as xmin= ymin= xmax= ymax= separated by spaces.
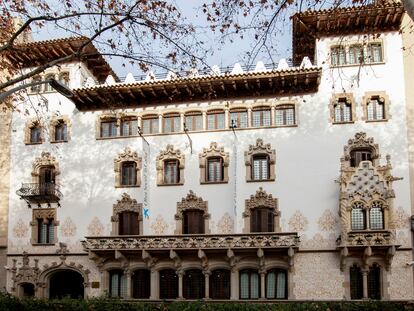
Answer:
xmin=114 ymin=147 xmax=142 ymax=188
xmin=362 ymin=91 xmax=390 ymax=122
xmin=49 ymin=116 xmax=71 ymax=143
xmin=24 ymin=118 xmax=44 ymax=145
xmin=244 ymin=139 xmax=276 ymax=182
xmin=31 ymin=152 xmax=61 ymax=184
xmin=156 ymin=144 xmax=185 ymax=186
xmin=329 ymin=93 xmax=356 ymax=124
xmin=346 ymin=199 xmax=390 ymax=232
xmin=30 ymin=208 xmax=59 ymax=245
xmin=174 ymin=190 xmax=210 ymax=234
xmin=341 ymin=132 xmax=380 ymax=168
xmin=242 ymin=187 xmax=280 ymax=233
xmin=111 ymin=193 xmax=143 ymax=235
xmin=199 ymin=142 xmax=229 ymax=184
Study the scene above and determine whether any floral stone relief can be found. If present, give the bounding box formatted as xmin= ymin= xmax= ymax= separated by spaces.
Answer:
xmin=217 ymin=213 xmax=234 ymax=234
xmin=60 ymin=217 xmax=77 ymax=237
xmin=388 ymin=251 xmax=414 ymax=299
xmin=13 ymin=219 xmax=28 ymax=238
xmin=87 ymin=217 xmax=104 ymax=236
xmin=151 ymin=215 xmax=169 ymax=235
xmin=317 ymin=209 xmax=339 ymax=232
xmin=393 ymin=206 xmax=410 ymax=229
xmin=288 ymin=210 xmax=308 ymax=232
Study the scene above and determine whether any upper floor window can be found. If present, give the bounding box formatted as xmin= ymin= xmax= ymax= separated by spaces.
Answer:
xmin=367 ymin=97 xmax=385 ymax=121
xmin=111 ymin=193 xmax=143 ymax=235
xmin=142 ymin=115 xmax=159 ymax=134
xmin=109 ymin=270 xmax=127 ymax=298
xmin=121 ymin=162 xmax=137 ymax=186
xmin=230 ymin=109 xmax=248 ymax=128
xmin=30 ymin=76 xmax=42 ymax=93
xmin=164 ymin=160 xmax=180 ymax=184
xmin=44 ymin=74 xmax=55 ymax=92
xmin=244 ymin=188 xmax=279 ymax=233
xmin=31 ymin=208 xmax=58 ymax=245
xmin=101 ymin=119 xmax=117 ymax=137
xmin=252 ymin=155 xmax=270 ymax=181
xmin=120 ymin=117 xmax=138 ymax=136
xmin=37 ymin=217 xmax=55 ymax=244
xmin=163 ymin=113 xmax=181 ymax=133
xmin=333 ymin=97 xmax=352 ymax=123
xmin=30 ymin=125 xmax=42 ymax=143
xmin=119 ymin=211 xmax=139 ymax=235
xmin=199 ymin=142 xmax=229 ymax=184
xmin=207 ymin=110 xmax=225 ymax=130
xmin=240 ymin=269 xmax=260 ymax=299
xmin=114 ymin=148 xmax=141 ymax=188
xmin=369 ymin=202 xmax=384 ymax=230
xmin=367 ymin=43 xmax=383 ymax=63
xmin=245 ymin=139 xmax=276 ymax=182
xmin=266 ymin=269 xmax=287 ymax=299
xmin=350 ymin=149 xmax=372 ymax=167
xmin=252 ymin=106 xmax=271 ymax=127
xmin=350 ymin=201 xmax=384 ymax=231
xmin=207 ymin=157 xmax=224 ymax=182
xmin=250 ymin=207 xmax=274 ymax=232
xmin=58 ymin=72 xmax=70 ymax=87
xmin=157 ymin=145 xmax=185 ymax=186
xmin=175 ymin=191 xmax=210 ymax=234
xmin=351 ymin=202 xmax=365 ymax=230
xmin=348 ymin=44 xmax=364 ymax=65
xmin=275 ymin=104 xmax=295 ymax=126
xmin=54 ymin=121 xmax=68 ymax=142
xmin=184 ymin=111 xmax=203 ymax=131
xmin=331 ymin=46 xmax=346 ymax=66
xmin=132 ymin=269 xmax=151 ymax=299
xmin=183 ymin=209 xmax=205 ymax=234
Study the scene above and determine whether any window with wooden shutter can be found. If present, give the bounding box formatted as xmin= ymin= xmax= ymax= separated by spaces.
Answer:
xmin=120 ymin=117 xmax=138 ymax=136
xmin=159 ymin=269 xmax=178 ymax=299
xmin=350 ymin=265 xmax=363 ymax=299
xmin=266 ymin=269 xmax=287 ymax=299
xmin=185 ymin=112 xmax=203 ymax=131
xmin=132 ymin=269 xmax=150 ymax=299
xmin=183 ymin=269 xmax=205 ymax=299
xmin=164 ymin=160 xmax=180 ymax=184
xmin=250 ymin=208 xmax=274 ymax=232
xmin=121 ymin=162 xmax=137 ymax=186
xmin=252 ymin=107 xmax=271 ymax=127
xmin=183 ymin=210 xmax=204 ymax=234
xmin=207 ymin=157 xmax=223 ymax=182
xmin=350 ymin=149 xmax=372 ymax=167
xmin=252 ymin=155 xmax=270 ymax=180
xmin=119 ymin=212 xmax=139 ymax=235
xmin=239 ymin=269 xmax=260 ymax=299
xmin=210 ymin=269 xmax=230 ymax=299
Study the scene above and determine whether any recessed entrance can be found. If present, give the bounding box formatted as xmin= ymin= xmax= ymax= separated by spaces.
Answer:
xmin=49 ymin=270 xmax=84 ymax=299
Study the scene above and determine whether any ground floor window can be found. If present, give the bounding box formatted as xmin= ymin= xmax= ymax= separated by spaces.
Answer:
xmin=210 ymin=269 xmax=230 ymax=299
xmin=368 ymin=264 xmax=381 ymax=300
xmin=350 ymin=263 xmax=381 ymax=300
xmin=266 ymin=269 xmax=287 ymax=299
xmin=183 ymin=269 xmax=205 ymax=299
xmin=159 ymin=269 xmax=178 ymax=299
xmin=109 ymin=270 xmax=127 ymax=298
xmin=350 ymin=265 xmax=363 ymax=299
xmin=132 ymin=269 xmax=150 ymax=299
xmin=240 ymin=269 xmax=260 ymax=299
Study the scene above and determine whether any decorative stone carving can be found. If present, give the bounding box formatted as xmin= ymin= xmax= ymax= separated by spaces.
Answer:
xmin=156 ymin=144 xmax=185 ymax=185
xmin=60 ymin=217 xmax=77 ymax=237
xmin=30 ymin=208 xmax=59 ymax=245
xmin=199 ymin=142 xmax=230 ymax=183
xmin=318 ymin=209 xmax=339 ymax=232
xmin=150 ymin=215 xmax=169 ymax=235
xmin=111 ymin=193 xmax=143 ymax=235
xmin=175 ymin=190 xmax=210 ymax=234
xmin=24 ymin=118 xmax=44 ymax=144
xmin=393 ymin=206 xmax=410 ymax=229
xmin=87 ymin=217 xmax=105 ymax=236
xmin=13 ymin=219 xmax=29 ymax=238
xmin=329 ymin=93 xmax=356 ymax=124
xmin=8 ymin=252 xmax=40 ymax=294
xmin=243 ymin=187 xmax=280 ymax=233
xmin=361 ymin=91 xmax=391 ymax=122
xmin=244 ymin=138 xmax=276 ymax=182
xmin=217 ymin=212 xmax=234 ymax=234
xmin=288 ymin=210 xmax=308 ymax=232
xmin=114 ymin=147 xmax=142 ymax=187
xmin=341 ymin=132 xmax=379 ymax=168
xmin=31 ymin=152 xmax=60 ymax=182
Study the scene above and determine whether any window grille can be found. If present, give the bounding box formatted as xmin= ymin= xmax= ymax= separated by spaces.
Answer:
xmin=367 ymin=43 xmax=383 ymax=63
xmin=351 ymin=202 xmax=365 ymax=230
xmin=348 ymin=45 xmax=364 ymax=65
xmin=331 ymin=46 xmax=346 ymax=66
xmin=350 ymin=265 xmax=363 ymax=299
xmin=369 ymin=202 xmax=384 ymax=230
xmin=252 ymin=155 xmax=269 ymax=180
xmin=252 ymin=108 xmax=271 ymax=127
xmin=275 ymin=105 xmax=295 ymax=126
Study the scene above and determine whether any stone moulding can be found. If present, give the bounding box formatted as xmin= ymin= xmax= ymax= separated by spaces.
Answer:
xmin=344 ymin=230 xmax=395 ymax=246
xmin=82 ymin=232 xmax=300 ymax=251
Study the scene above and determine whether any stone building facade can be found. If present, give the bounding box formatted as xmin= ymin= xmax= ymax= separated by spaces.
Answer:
xmin=4 ymin=2 xmax=414 ymax=301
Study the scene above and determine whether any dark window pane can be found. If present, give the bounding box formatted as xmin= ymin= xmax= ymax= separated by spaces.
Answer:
xmin=55 ymin=123 xmax=67 ymax=141
xmin=368 ymin=265 xmax=381 ymax=300
xmin=350 ymin=265 xmax=363 ymax=299
xmin=350 ymin=149 xmax=372 ymax=167
xmin=30 ymin=126 xmax=42 ymax=143
xmin=132 ymin=269 xmax=150 ymax=299
xmin=119 ymin=212 xmax=139 ymax=235
xmin=159 ymin=269 xmax=178 ymax=299
xmin=210 ymin=269 xmax=230 ymax=299
xmin=251 ymin=208 xmax=274 ymax=233
xmin=183 ymin=269 xmax=205 ymax=299
xmin=207 ymin=157 xmax=223 ymax=182
xmin=121 ymin=162 xmax=137 ymax=186
xmin=183 ymin=210 xmax=204 ymax=234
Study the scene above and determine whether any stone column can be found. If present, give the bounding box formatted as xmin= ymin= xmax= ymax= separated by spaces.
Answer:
xmin=177 ymin=270 xmax=184 ymax=299
xmin=260 ymin=271 xmax=266 ymax=299
xmin=180 ymin=113 xmax=185 ymax=131
xmin=270 ymin=106 xmax=275 ymax=126
xmin=204 ymin=270 xmax=211 ymax=299
xmin=125 ymin=270 xmax=132 ymax=299
xmin=137 ymin=116 xmax=142 ymax=131
xmin=247 ymin=108 xmax=252 ymax=127
xmin=150 ymin=268 xmax=158 ymax=299
xmin=362 ymin=269 xmax=369 ymax=299
xmin=230 ymin=268 xmax=238 ymax=300
xmin=202 ymin=111 xmax=207 ymax=130
xmin=224 ymin=109 xmax=229 ymax=129
xmin=158 ymin=115 xmax=163 ymax=133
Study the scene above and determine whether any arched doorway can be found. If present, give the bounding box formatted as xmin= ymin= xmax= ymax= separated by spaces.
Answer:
xmin=49 ymin=270 xmax=84 ymax=299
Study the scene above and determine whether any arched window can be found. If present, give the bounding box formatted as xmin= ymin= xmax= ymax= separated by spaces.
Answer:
xmin=184 ymin=111 xmax=203 ymax=131
xmin=239 ymin=269 xmax=260 ymax=299
xmin=266 ymin=269 xmax=287 ymax=299
xmin=120 ymin=117 xmax=138 ymax=136
xmin=119 ymin=211 xmax=139 ymax=235
xmin=159 ymin=269 xmax=178 ymax=299
xmin=164 ymin=159 xmax=180 ymax=184
xmin=132 ymin=269 xmax=150 ymax=299
xmin=331 ymin=46 xmax=346 ymax=66
xmin=121 ymin=162 xmax=137 ymax=186
xmin=230 ymin=108 xmax=248 ymax=128
xmin=252 ymin=155 xmax=270 ymax=180
xmin=207 ymin=157 xmax=224 ymax=182
xmin=109 ymin=269 xmax=127 ymax=298
xmin=210 ymin=269 xmax=230 ymax=299
xmin=183 ymin=269 xmax=205 ymax=299
xmin=30 ymin=124 xmax=42 ymax=143
xmin=275 ymin=105 xmax=295 ymax=126
xmin=348 ymin=44 xmax=364 ymax=65
xmin=44 ymin=74 xmax=55 ymax=92
xmin=350 ymin=149 xmax=372 ymax=167
xmin=351 ymin=202 xmax=366 ymax=230
xmin=369 ymin=202 xmax=384 ymax=230
xmin=252 ymin=106 xmax=271 ymax=127
xmin=368 ymin=264 xmax=381 ymax=300
xmin=367 ymin=97 xmax=385 ymax=121
xmin=350 ymin=264 xmax=363 ymax=300
xmin=183 ymin=209 xmax=205 ymax=234
xmin=250 ymin=207 xmax=274 ymax=233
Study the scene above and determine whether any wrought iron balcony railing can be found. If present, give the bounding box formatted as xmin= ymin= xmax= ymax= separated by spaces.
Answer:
xmin=16 ymin=182 xmax=62 ymax=204
xmin=82 ymin=232 xmax=300 ymax=252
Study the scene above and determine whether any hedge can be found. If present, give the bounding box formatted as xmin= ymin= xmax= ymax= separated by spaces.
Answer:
xmin=0 ymin=294 xmax=413 ymax=311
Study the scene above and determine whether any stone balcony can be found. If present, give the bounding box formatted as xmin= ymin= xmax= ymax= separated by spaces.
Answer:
xmin=345 ymin=230 xmax=394 ymax=247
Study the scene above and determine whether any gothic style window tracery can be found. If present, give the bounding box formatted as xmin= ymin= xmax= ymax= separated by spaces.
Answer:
xmin=245 ymin=139 xmax=276 ymax=182
xmin=30 ymin=208 xmax=59 ymax=245
xmin=111 ymin=193 xmax=143 ymax=235
xmin=199 ymin=142 xmax=229 ymax=184
xmin=175 ymin=191 xmax=210 ymax=234
xmin=114 ymin=148 xmax=142 ymax=187
xmin=156 ymin=145 xmax=185 ymax=186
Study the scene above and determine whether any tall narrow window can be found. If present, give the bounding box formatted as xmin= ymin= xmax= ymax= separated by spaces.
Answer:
xmin=368 ymin=264 xmax=381 ymax=300
xmin=164 ymin=160 xmax=180 ymax=184
xmin=183 ymin=269 xmax=205 ymax=299
xmin=163 ymin=113 xmax=181 ymax=133
xmin=350 ymin=149 xmax=372 ymax=167
xmin=37 ymin=218 xmax=54 ymax=244
xmin=58 ymin=72 xmax=70 ymax=87
xmin=101 ymin=119 xmax=117 ymax=137
xmin=348 ymin=45 xmax=364 ymax=65
xmin=44 ymin=74 xmax=55 ymax=92
xmin=334 ymin=98 xmax=352 ymax=123
xmin=252 ymin=107 xmax=271 ymax=127
xmin=30 ymin=125 xmax=42 ymax=143
xmin=54 ymin=121 xmax=68 ymax=141
xmin=230 ymin=109 xmax=248 ymax=128
xmin=331 ymin=46 xmax=346 ymax=66
xmin=252 ymin=155 xmax=270 ymax=180
xmin=185 ymin=112 xmax=203 ymax=131
xmin=183 ymin=210 xmax=205 ymax=234
xmin=120 ymin=117 xmax=138 ymax=136
xmin=109 ymin=270 xmax=127 ymax=298
xmin=30 ymin=76 xmax=42 ymax=93
xmin=121 ymin=162 xmax=137 ymax=186
xmin=266 ymin=269 xmax=287 ymax=299
xmin=367 ymin=97 xmax=385 ymax=121
xmin=39 ymin=166 xmax=55 ymax=196
xmin=207 ymin=157 xmax=224 ymax=182
xmin=367 ymin=43 xmax=383 ymax=63
xmin=369 ymin=202 xmax=384 ymax=230
xmin=159 ymin=269 xmax=178 ymax=299
xmin=207 ymin=110 xmax=225 ymax=130
xmin=275 ymin=105 xmax=295 ymax=126
xmin=240 ymin=269 xmax=260 ymax=299
xmin=119 ymin=211 xmax=139 ymax=235
xmin=351 ymin=202 xmax=366 ymax=230
xmin=210 ymin=269 xmax=230 ymax=299
xmin=142 ymin=115 xmax=159 ymax=134
xmin=250 ymin=208 xmax=274 ymax=232
xmin=132 ymin=269 xmax=150 ymax=299
xmin=350 ymin=265 xmax=363 ymax=300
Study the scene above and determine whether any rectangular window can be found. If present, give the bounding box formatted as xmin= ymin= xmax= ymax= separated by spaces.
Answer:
xmin=207 ymin=111 xmax=225 ymax=130
xmin=367 ymin=43 xmax=383 ymax=63
xmin=100 ymin=120 xmax=117 ymax=137
xmin=367 ymin=98 xmax=385 ymax=121
xmin=334 ymin=99 xmax=352 ymax=123
xmin=30 ymin=127 xmax=42 ymax=143
xmin=348 ymin=45 xmax=364 ymax=65
xmin=142 ymin=116 xmax=159 ymax=134
xmin=120 ymin=117 xmax=138 ymax=136
xmin=185 ymin=113 xmax=203 ymax=131
xmin=37 ymin=218 xmax=54 ymax=244
xmin=252 ymin=156 xmax=269 ymax=180
xmin=252 ymin=108 xmax=271 ymax=127
xmin=54 ymin=123 xmax=67 ymax=141
xmin=275 ymin=105 xmax=295 ymax=126
xmin=183 ymin=210 xmax=205 ymax=234
xmin=230 ymin=110 xmax=248 ymax=128
xmin=119 ymin=212 xmax=139 ymax=235
xmin=163 ymin=114 xmax=181 ymax=133
xmin=164 ymin=160 xmax=179 ymax=184
xmin=121 ymin=162 xmax=137 ymax=186
xmin=331 ymin=46 xmax=346 ymax=66
xmin=251 ymin=208 xmax=274 ymax=232
xmin=110 ymin=271 xmax=127 ymax=298
xmin=207 ymin=158 xmax=223 ymax=182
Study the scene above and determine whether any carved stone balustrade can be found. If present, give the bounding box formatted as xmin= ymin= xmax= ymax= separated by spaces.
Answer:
xmin=344 ymin=230 xmax=394 ymax=247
